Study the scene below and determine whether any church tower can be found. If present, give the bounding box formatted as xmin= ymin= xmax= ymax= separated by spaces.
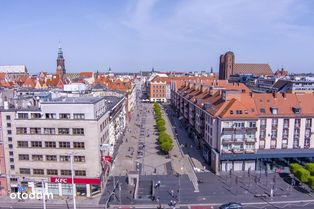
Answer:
xmin=56 ymin=43 xmax=66 ymax=78
xmin=219 ymin=51 xmax=234 ymax=80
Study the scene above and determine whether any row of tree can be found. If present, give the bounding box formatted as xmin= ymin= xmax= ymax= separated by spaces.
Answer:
xmin=290 ymin=163 xmax=314 ymax=189
xmin=154 ymin=103 xmax=174 ymax=153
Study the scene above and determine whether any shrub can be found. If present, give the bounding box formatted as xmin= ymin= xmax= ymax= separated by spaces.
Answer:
xmin=305 ymin=163 xmax=314 ymax=176
xmin=290 ymin=163 xmax=303 ymax=174
xmin=307 ymin=176 xmax=314 ymax=190
xmin=160 ymin=141 xmax=174 ymax=153
xmin=295 ymin=168 xmax=310 ymax=183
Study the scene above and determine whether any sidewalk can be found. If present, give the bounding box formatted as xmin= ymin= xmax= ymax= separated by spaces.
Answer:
xmin=0 ymin=194 xmax=102 ymax=207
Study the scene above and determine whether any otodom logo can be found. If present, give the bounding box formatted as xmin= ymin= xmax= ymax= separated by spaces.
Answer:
xmin=10 ymin=192 xmax=54 ymax=200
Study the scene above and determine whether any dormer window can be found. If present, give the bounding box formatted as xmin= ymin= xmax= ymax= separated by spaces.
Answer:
xmin=271 ymin=107 xmax=278 ymax=115
xmin=293 ymin=107 xmax=301 ymax=114
xmin=230 ymin=110 xmax=233 ymax=115
xmin=260 ymin=108 xmax=266 ymax=113
xmin=236 ymin=110 xmax=242 ymax=114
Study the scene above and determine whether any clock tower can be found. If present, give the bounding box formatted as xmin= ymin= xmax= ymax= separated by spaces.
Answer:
xmin=56 ymin=43 xmax=66 ymax=77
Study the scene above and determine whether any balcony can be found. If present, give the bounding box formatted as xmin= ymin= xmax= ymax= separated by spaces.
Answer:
xmin=245 ymin=138 xmax=257 ymax=143
xmin=272 ymin=123 xmax=278 ymax=128
xmin=234 ymin=138 xmax=244 ymax=144
xmin=283 ymin=124 xmax=289 ymax=129
xmin=222 ymin=139 xmax=233 ymax=144
xmin=245 ymin=149 xmax=256 ymax=154
xmin=221 ymin=149 xmax=232 ymax=154
xmin=232 ymin=149 xmax=244 ymax=154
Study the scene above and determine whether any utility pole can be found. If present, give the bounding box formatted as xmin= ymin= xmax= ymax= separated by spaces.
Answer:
xmin=42 ymin=180 xmax=46 ymax=209
xmin=70 ymin=154 xmax=77 ymax=209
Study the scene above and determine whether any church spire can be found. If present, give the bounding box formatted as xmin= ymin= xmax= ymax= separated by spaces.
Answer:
xmin=58 ymin=41 xmax=63 ymax=59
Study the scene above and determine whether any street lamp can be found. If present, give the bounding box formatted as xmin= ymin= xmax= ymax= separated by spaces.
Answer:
xmin=64 ymin=152 xmax=78 ymax=209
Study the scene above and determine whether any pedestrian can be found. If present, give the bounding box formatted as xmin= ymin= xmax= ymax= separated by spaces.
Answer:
xmin=173 ymin=200 xmax=177 ymax=206
xmin=170 ymin=189 xmax=174 ymax=198
xmin=168 ymin=200 xmax=173 ymax=206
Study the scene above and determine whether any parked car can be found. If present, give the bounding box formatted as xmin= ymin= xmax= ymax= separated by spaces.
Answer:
xmin=219 ymin=202 xmax=243 ymax=209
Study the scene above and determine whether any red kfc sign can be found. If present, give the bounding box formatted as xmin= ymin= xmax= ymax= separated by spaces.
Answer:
xmin=50 ymin=177 xmax=100 ymax=185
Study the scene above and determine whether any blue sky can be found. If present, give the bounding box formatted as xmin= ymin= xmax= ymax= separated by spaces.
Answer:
xmin=0 ymin=0 xmax=314 ymax=74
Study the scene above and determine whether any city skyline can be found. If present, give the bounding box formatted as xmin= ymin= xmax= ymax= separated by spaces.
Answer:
xmin=0 ymin=0 xmax=314 ymax=73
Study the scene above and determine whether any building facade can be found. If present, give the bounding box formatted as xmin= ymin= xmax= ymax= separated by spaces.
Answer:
xmin=172 ymin=80 xmax=314 ymax=174
xmin=0 ymin=96 xmax=114 ymax=197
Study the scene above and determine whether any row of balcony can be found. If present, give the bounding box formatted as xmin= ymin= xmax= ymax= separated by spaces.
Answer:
xmin=221 ymin=137 xmax=257 ymax=144
xmin=221 ymin=148 xmax=256 ymax=154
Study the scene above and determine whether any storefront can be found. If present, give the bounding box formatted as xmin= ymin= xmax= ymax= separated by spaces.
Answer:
xmin=49 ymin=177 xmax=101 ymax=197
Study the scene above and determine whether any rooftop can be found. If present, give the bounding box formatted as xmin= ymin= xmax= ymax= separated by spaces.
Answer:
xmin=41 ymin=96 xmax=103 ymax=104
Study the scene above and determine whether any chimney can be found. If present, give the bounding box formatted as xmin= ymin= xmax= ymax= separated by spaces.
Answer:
xmin=272 ymin=92 xmax=276 ymax=98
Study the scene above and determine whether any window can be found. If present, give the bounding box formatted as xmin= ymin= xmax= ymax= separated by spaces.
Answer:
xmin=10 ymin=165 xmax=15 ymax=170
xmin=18 ymin=154 xmax=29 ymax=161
xmin=46 ymin=155 xmax=57 ymax=161
xmin=74 ymin=156 xmax=85 ymax=162
xmin=236 ymin=110 xmax=242 ymax=114
xmin=33 ymin=169 xmax=44 ymax=175
xmin=31 ymin=113 xmax=42 ymax=119
xmin=32 ymin=155 xmax=43 ymax=161
xmin=271 ymin=108 xmax=278 ymax=115
xmin=31 ymin=141 xmax=42 ymax=148
xmin=18 ymin=113 xmax=28 ymax=119
xmin=73 ymin=128 xmax=84 ymax=135
xmin=30 ymin=128 xmax=41 ymax=134
xmin=47 ymin=169 xmax=58 ymax=175
xmin=60 ymin=155 xmax=70 ymax=162
xmin=6 ymin=115 xmax=11 ymax=120
xmin=20 ymin=168 xmax=31 ymax=174
xmin=45 ymin=113 xmax=56 ymax=119
xmin=249 ymin=121 xmax=256 ymax=128
xmin=9 ymin=151 xmax=13 ymax=156
xmin=58 ymin=128 xmax=70 ymax=135
xmin=7 ymin=123 xmax=11 ymax=128
xmin=75 ymin=170 xmax=86 ymax=176
xmin=59 ymin=113 xmax=70 ymax=119
xmin=73 ymin=114 xmax=85 ymax=119
xmin=7 ymin=130 xmax=12 ymax=135
xmin=44 ymin=128 xmax=55 ymax=135
xmin=45 ymin=141 xmax=56 ymax=148
xmin=16 ymin=127 xmax=27 ymax=134
xmin=17 ymin=141 xmax=28 ymax=148
xmin=10 ymin=158 xmax=14 ymax=163
xmin=8 ymin=137 xmax=12 ymax=142
xmin=59 ymin=142 xmax=70 ymax=148
xmin=260 ymin=108 xmax=266 ymax=113
xmin=73 ymin=142 xmax=85 ymax=149
xmin=8 ymin=144 xmax=13 ymax=149
xmin=283 ymin=119 xmax=289 ymax=128
xmin=61 ymin=170 xmax=71 ymax=176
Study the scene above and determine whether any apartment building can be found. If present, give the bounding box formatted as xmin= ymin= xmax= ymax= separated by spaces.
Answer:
xmin=172 ymin=80 xmax=314 ymax=174
xmin=0 ymin=96 xmax=116 ymax=197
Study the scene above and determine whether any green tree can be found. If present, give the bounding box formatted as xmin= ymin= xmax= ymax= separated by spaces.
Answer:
xmin=157 ymin=125 xmax=166 ymax=132
xmin=156 ymin=119 xmax=165 ymax=127
xmin=290 ymin=163 xmax=303 ymax=174
xmin=295 ymin=168 xmax=310 ymax=183
xmin=160 ymin=141 xmax=173 ymax=153
xmin=307 ymin=176 xmax=314 ymax=190
xmin=305 ymin=163 xmax=314 ymax=176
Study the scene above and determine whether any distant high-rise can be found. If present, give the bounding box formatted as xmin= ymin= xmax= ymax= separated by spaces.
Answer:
xmin=56 ymin=43 xmax=66 ymax=77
